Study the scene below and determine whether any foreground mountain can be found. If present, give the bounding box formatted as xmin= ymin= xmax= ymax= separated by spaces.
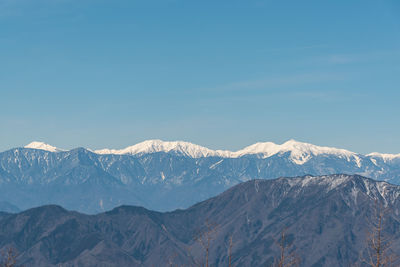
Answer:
xmin=1 ymin=174 xmax=399 ymax=266
xmin=0 ymin=140 xmax=399 ymax=213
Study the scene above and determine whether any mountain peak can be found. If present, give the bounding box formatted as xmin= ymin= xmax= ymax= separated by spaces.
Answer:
xmin=95 ymin=139 xmax=228 ymax=158
xmin=19 ymin=139 xmax=398 ymax=169
xmin=24 ymin=141 xmax=64 ymax=152
xmin=235 ymin=139 xmax=356 ymax=164
xmin=367 ymin=152 xmax=400 ymax=161
xmin=282 ymin=174 xmax=399 ymax=205
xmin=93 ymin=139 xmax=360 ymax=164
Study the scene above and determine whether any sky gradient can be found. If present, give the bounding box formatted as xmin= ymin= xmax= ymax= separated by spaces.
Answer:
xmin=1 ymin=0 xmax=400 ymax=154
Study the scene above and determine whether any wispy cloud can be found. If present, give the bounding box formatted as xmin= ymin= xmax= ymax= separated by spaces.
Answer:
xmin=321 ymin=50 xmax=400 ymax=65
xmin=196 ymin=72 xmax=347 ymax=95
xmin=327 ymin=55 xmax=355 ymax=64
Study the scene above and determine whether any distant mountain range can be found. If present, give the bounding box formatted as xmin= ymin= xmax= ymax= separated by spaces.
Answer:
xmin=0 ymin=201 xmax=20 ymax=213
xmin=1 ymin=175 xmax=399 ymax=267
xmin=0 ymin=140 xmax=399 ymax=213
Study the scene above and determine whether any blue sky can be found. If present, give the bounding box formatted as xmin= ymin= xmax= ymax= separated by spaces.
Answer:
xmin=1 ymin=0 xmax=400 ymax=153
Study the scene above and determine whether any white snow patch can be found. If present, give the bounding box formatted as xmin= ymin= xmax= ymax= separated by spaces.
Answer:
xmin=24 ymin=141 xmax=65 ymax=152
xmin=353 ymin=155 xmax=362 ymax=168
xmin=351 ymin=187 xmax=359 ymax=204
xmin=370 ymin=158 xmax=378 ymax=166
xmin=210 ymin=159 xmax=223 ymax=169
xmin=367 ymin=152 xmax=400 ymax=162
xmin=287 ymin=175 xmax=351 ymax=190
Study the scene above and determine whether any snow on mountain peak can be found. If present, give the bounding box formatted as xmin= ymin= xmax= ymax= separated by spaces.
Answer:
xmin=93 ymin=139 xmax=361 ymax=164
xmin=95 ymin=139 xmax=230 ymax=158
xmin=15 ymin=139 xmax=400 ymax=167
xmin=233 ymin=139 xmax=357 ymax=164
xmin=233 ymin=142 xmax=283 ymax=158
xmin=24 ymin=141 xmax=64 ymax=152
xmin=367 ymin=152 xmax=400 ymax=161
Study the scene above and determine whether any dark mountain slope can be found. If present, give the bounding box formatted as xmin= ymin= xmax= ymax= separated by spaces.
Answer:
xmin=1 ymin=174 xmax=400 ymax=266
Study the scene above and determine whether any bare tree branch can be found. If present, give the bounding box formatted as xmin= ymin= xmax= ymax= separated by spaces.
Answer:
xmin=360 ymin=201 xmax=399 ymax=267
xmin=272 ymin=228 xmax=300 ymax=267
xmin=0 ymin=247 xmax=22 ymax=267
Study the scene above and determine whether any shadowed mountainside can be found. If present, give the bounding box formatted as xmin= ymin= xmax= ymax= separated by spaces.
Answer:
xmin=1 ymin=174 xmax=400 ymax=266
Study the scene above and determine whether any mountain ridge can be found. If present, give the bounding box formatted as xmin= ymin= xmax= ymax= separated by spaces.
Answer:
xmin=19 ymin=139 xmax=400 ymax=162
xmin=2 ymin=141 xmax=400 ymax=213
xmin=1 ymin=174 xmax=400 ymax=267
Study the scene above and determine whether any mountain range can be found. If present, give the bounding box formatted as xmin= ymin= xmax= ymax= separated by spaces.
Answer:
xmin=0 ymin=139 xmax=399 ymax=213
xmin=1 ymin=174 xmax=399 ymax=267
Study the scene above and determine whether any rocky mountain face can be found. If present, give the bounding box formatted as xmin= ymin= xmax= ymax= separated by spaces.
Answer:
xmin=1 ymin=174 xmax=400 ymax=267
xmin=0 ymin=140 xmax=399 ymax=213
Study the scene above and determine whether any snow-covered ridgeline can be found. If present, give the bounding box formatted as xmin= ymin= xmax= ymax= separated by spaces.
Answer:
xmin=24 ymin=142 xmax=65 ymax=153
xmin=93 ymin=139 xmax=358 ymax=162
xmin=234 ymin=139 xmax=359 ymax=164
xmin=367 ymin=152 xmax=400 ymax=162
xmin=22 ymin=140 xmax=400 ymax=164
xmin=94 ymin=140 xmax=232 ymax=158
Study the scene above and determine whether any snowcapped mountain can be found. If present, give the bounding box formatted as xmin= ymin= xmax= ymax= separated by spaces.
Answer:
xmin=0 ymin=139 xmax=399 ymax=213
xmin=93 ymin=139 xmax=383 ymax=165
xmin=24 ymin=139 xmax=397 ymax=166
xmin=367 ymin=152 xmax=400 ymax=162
xmin=232 ymin=139 xmax=358 ymax=164
xmin=94 ymin=139 xmax=231 ymax=158
xmin=24 ymin=141 xmax=64 ymax=152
